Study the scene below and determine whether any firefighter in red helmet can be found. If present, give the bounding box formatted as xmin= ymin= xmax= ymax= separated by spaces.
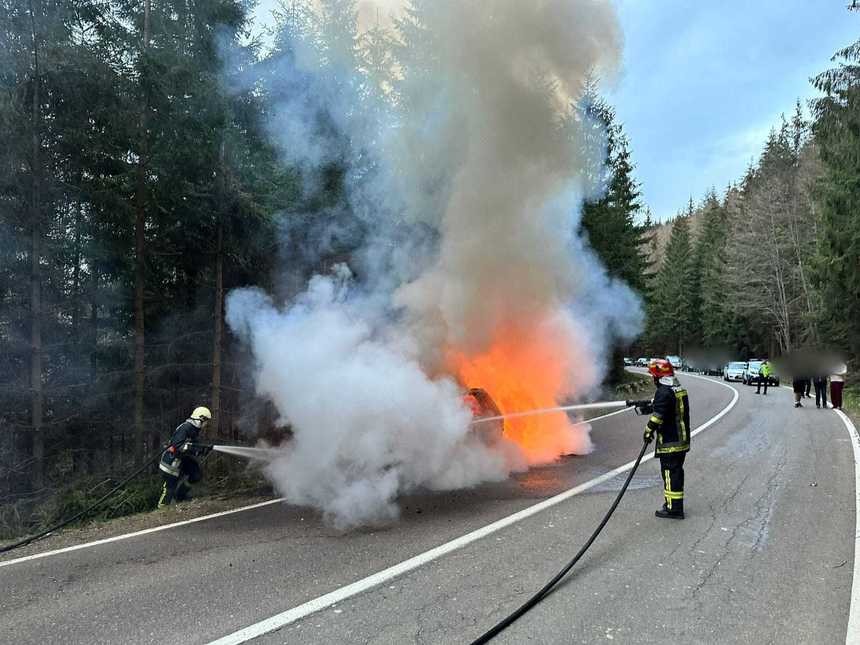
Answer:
xmin=643 ymin=359 xmax=690 ymax=519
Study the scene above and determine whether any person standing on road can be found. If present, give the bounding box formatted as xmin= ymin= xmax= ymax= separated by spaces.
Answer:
xmin=643 ymin=359 xmax=690 ymax=520
xmin=756 ymin=359 xmax=773 ymax=395
xmin=158 ymin=406 xmax=213 ymax=508
xmin=831 ymin=364 xmax=847 ymax=410
xmin=813 ymin=373 xmax=829 ymax=409
xmin=792 ymin=377 xmax=806 ymax=408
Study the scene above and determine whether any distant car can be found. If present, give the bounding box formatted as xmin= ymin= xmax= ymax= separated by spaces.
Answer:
xmin=744 ymin=360 xmax=780 ymax=386
xmin=743 ymin=360 xmax=763 ymax=385
xmin=723 ymin=361 xmax=747 ymax=382
xmin=636 ymin=357 xmax=649 ymax=366
xmin=623 ymin=357 xmax=634 ymax=366
xmin=666 ymin=355 xmax=682 ymax=369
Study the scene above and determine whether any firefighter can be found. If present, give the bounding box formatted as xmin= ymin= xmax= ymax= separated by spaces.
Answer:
xmin=158 ymin=406 xmax=213 ymax=509
xmin=643 ymin=359 xmax=690 ymax=520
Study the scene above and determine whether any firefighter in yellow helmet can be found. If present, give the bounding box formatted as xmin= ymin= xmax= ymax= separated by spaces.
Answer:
xmin=643 ymin=359 xmax=690 ymax=519
xmin=158 ymin=406 xmax=213 ymax=508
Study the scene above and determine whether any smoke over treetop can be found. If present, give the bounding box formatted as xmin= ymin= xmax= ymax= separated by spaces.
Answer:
xmin=226 ymin=0 xmax=641 ymax=528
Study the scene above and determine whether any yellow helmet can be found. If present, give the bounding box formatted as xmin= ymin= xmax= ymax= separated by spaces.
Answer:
xmin=191 ymin=406 xmax=212 ymax=422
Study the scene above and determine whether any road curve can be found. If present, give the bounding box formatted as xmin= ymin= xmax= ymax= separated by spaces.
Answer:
xmin=1 ymin=374 xmax=854 ymax=645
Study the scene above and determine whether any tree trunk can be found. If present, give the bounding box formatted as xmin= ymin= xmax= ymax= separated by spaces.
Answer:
xmin=72 ymin=197 xmax=82 ymax=345
xmin=211 ymin=221 xmax=224 ymax=438
xmin=28 ymin=0 xmax=44 ymax=491
xmin=90 ymin=265 xmax=98 ymax=382
xmin=133 ymin=0 xmax=151 ymax=463
xmin=211 ymin=140 xmax=226 ymax=438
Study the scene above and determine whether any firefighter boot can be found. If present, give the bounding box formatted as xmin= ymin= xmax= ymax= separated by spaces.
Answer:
xmin=176 ymin=482 xmax=192 ymax=502
xmin=655 ymin=501 xmax=684 ymax=520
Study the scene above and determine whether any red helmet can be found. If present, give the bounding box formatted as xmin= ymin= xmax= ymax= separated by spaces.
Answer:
xmin=648 ymin=358 xmax=674 ymax=379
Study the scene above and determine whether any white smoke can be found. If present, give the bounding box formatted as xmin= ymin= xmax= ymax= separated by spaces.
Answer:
xmin=226 ymin=269 xmax=524 ymax=529
xmin=226 ymin=0 xmax=641 ymax=528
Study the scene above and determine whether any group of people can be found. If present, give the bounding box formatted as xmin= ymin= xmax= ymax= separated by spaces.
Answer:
xmin=791 ymin=366 xmax=847 ymax=410
xmin=752 ymin=358 xmax=847 ymax=410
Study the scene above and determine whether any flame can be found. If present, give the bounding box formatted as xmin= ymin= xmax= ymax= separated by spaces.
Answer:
xmin=448 ymin=315 xmax=594 ymax=464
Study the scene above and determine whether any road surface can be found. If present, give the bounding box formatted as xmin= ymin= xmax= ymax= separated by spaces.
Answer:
xmin=2 ymin=374 xmax=856 ymax=644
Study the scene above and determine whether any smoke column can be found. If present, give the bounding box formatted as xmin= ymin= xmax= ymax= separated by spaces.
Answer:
xmin=226 ymin=0 xmax=642 ymax=528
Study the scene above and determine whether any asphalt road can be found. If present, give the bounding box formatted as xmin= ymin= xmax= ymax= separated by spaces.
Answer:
xmin=1 ymin=374 xmax=855 ymax=644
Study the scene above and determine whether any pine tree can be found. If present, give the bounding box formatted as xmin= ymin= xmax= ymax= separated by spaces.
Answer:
xmin=696 ymin=190 xmax=731 ymax=347
xmin=811 ymin=17 xmax=860 ymax=362
xmin=648 ymin=215 xmax=694 ymax=354
xmin=575 ymin=84 xmax=648 ymax=292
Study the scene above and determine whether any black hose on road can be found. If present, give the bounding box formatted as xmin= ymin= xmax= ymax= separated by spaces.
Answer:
xmin=469 ymin=438 xmax=652 ymax=645
xmin=0 ymin=449 xmax=164 ymax=556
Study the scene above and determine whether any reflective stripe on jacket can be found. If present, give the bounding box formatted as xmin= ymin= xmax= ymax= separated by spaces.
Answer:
xmin=159 ymin=421 xmax=201 ymax=476
xmin=646 ymin=382 xmax=691 ymax=456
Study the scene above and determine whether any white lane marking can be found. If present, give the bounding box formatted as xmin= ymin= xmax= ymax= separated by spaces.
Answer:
xmin=0 ymin=498 xmax=285 ymax=569
xmin=837 ymin=408 xmax=860 ymax=645
xmin=208 ymin=374 xmax=739 ymax=645
xmin=579 ymin=405 xmax=633 ymax=425
xmin=0 ymin=407 xmax=632 ymax=568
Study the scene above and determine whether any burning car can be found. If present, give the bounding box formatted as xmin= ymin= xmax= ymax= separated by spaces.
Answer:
xmin=463 ymin=387 xmax=505 ymax=446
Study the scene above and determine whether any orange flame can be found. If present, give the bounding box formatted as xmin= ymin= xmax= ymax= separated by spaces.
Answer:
xmin=448 ymin=316 xmax=594 ymax=464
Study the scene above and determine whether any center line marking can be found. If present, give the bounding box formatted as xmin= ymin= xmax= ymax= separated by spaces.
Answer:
xmin=208 ymin=374 xmax=739 ymax=645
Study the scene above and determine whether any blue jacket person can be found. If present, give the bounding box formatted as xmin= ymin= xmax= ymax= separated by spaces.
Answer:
xmin=158 ymin=406 xmax=213 ymax=508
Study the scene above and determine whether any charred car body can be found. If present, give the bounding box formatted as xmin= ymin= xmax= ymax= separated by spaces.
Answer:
xmin=463 ymin=387 xmax=505 ymax=446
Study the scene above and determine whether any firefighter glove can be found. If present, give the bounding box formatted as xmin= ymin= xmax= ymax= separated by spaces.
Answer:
xmin=643 ymin=413 xmax=662 ymax=444
xmin=627 ymin=399 xmax=654 ymax=415
xmin=186 ymin=442 xmax=213 ymax=457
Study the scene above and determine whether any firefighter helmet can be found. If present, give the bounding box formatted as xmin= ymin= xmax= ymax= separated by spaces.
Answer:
xmin=648 ymin=359 xmax=674 ymax=379
xmin=191 ymin=406 xmax=212 ymax=422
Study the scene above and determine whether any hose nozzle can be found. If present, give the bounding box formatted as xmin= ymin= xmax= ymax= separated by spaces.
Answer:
xmin=626 ymin=399 xmax=654 ymax=415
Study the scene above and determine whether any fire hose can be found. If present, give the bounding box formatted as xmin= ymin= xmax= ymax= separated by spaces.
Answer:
xmin=1 ymin=397 xmax=654 ymax=571
xmin=469 ymin=399 xmax=654 ymax=645
xmin=0 ymin=441 xmax=253 ymax=556
xmin=0 ymin=448 xmax=166 ymax=555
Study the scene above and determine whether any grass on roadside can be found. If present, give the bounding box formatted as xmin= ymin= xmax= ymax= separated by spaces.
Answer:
xmin=843 ymin=384 xmax=859 ymax=420
xmin=0 ymin=451 xmax=271 ymax=542
xmin=614 ymin=370 xmax=653 ymax=397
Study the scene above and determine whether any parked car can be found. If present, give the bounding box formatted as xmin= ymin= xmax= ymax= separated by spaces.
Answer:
xmin=623 ymin=357 xmax=634 ymax=366
xmin=636 ymin=357 xmax=649 ymax=366
xmin=742 ymin=360 xmax=781 ymax=387
xmin=666 ymin=355 xmax=683 ymax=369
xmin=723 ymin=361 xmax=747 ymax=382
xmin=702 ymin=365 xmax=723 ymax=376
xmin=743 ymin=360 xmax=763 ymax=385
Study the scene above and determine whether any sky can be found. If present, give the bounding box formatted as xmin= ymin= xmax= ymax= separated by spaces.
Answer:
xmin=250 ymin=1 xmax=859 ymax=221
xmin=607 ymin=0 xmax=858 ymax=220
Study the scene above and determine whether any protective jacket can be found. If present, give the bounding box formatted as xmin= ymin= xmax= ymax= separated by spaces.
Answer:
xmin=646 ymin=379 xmax=691 ymax=456
xmin=159 ymin=420 xmax=202 ymax=477
xmin=760 ymin=362 xmax=772 ymax=378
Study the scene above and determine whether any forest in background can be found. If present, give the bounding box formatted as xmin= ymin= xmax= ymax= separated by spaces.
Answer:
xmin=641 ymin=25 xmax=859 ymax=367
xmin=0 ymin=0 xmax=648 ymax=531
xmin=0 ymin=0 xmax=856 ymax=532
